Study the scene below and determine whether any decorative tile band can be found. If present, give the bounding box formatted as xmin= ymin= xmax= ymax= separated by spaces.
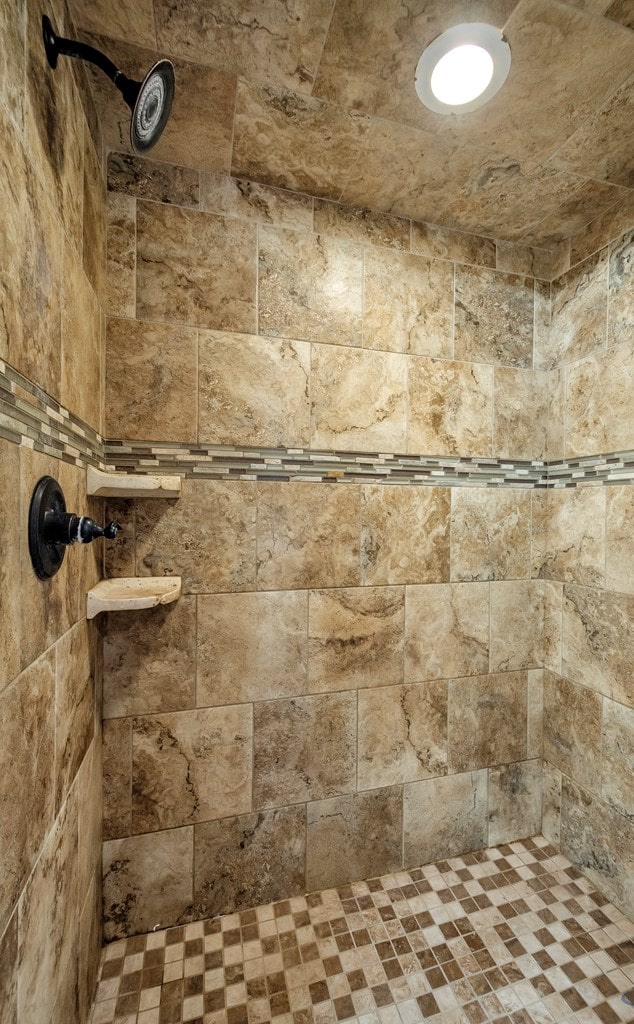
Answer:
xmin=2 ymin=361 xmax=633 ymax=489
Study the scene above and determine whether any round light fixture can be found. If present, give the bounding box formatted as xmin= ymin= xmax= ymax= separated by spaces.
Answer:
xmin=415 ymin=23 xmax=511 ymax=115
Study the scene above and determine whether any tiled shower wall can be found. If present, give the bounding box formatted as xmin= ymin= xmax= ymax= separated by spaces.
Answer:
xmin=0 ymin=0 xmax=107 ymax=1020
xmin=97 ymin=151 xmax=608 ymax=942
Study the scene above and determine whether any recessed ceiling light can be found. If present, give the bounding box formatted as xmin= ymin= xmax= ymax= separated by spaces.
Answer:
xmin=415 ymin=23 xmax=511 ymax=115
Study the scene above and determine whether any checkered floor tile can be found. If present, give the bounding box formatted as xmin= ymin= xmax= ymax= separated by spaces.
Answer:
xmin=89 ymin=836 xmax=634 ymax=1024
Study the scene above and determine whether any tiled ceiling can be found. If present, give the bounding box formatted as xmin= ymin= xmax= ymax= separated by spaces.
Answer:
xmin=74 ymin=0 xmax=634 ymax=246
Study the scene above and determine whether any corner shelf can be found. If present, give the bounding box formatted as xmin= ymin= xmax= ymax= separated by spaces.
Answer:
xmin=86 ymin=577 xmax=182 ymax=619
xmin=87 ymin=466 xmax=182 ymax=499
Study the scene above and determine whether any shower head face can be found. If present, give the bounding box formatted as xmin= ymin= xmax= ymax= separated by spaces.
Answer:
xmin=130 ymin=59 xmax=175 ymax=154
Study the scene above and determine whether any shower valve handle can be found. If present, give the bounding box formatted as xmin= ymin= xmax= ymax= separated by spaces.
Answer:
xmin=44 ymin=512 xmax=121 ymax=546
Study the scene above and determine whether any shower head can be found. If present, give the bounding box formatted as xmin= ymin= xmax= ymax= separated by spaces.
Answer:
xmin=42 ymin=15 xmax=175 ymax=155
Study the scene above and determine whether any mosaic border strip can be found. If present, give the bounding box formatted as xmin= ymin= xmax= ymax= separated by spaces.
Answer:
xmin=2 ymin=361 xmax=633 ymax=488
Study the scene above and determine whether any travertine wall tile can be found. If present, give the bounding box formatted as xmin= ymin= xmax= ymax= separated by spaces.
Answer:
xmin=103 ymin=718 xmax=131 ymax=841
xmin=404 ymin=771 xmax=488 ymax=865
xmin=495 ymin=241 xmax=553 ymax=280
xmin=606 ymin=486 xmax=634 ymax=594
xmin=527 ymin=669 xmax=544 ymax=759
xmin=562 ymin=583 xmax=633 ymax=706
xmin=565 ymin=340 xmax=634 ymax=456
xmin=310 ymin=345 xmax=407 ymax=452
xmin=136 ymin=201 xmax=257 ymax=332
xmin=103 ymin=827 xmax=194 ymax=940
xmin=62 ymin=246 xmax=102 ymax=432
xmin=455 ymin=267 xmax=534 ymax=368
xmin=408 ymin=358 xmax=494 ymax=457
xmin=308 ymin=588 xmax=404 ymax=693
xmin=549 ymin=249 xmax=608 ymax=367
xmin=543 ymin=671 xmax=602 ymax=792
xmin=108 ymin=152 xmax=199 ymax=207
xmin=314 ymin=199 xmax=408 ymax=250
xmin=103 ymin=597 xmax=196 ymax=718
xmin=106 ymin=318 xmax=198 ymax=442
xmin=488 ymin=760 xmax=542 ymax=846
xmin=448 ymin=672 xmax=528 ymax=772
xmin=362 ymin=249 xmax=453 ymax=357
xmin=0 ymin=913 xmax=17 ymax=1024
xmin=306 ymin=787 xmax=403 ymax=891
xmin=608 ymin=228 xmax=633 ymax=348
xmin=450 ymin=489 xmax=531 ymax=582
xmin=569 ymin=191 xmax=634 ymax=268
xmin=358 ymin=681 xmax=447 ymax=790
xmin=258 ymin=226 xmax=363 ymax=346
xmin=194 ymin=806 xmax=306 ymax=919
xmin=54 ymin=620 xmax=94 ymax=813
xmin=410 ymin=222 xmax=496 ymax=268
xmin=198 ymin=331 xmax=310 ymax=448
xmin=493 ymin=368 xmax=552 ymax=460
xmin=106 ymin=192 xmax=135 ymax=318
xmin=0 ymin=443 xmax=21 ymax=691
xmin=490 ymin=580 xmax=546 ymax=671
xmin=131 ymin=705 xmax=252 ymax=832
xmin=197 ymin=591 xmax=308 ymax=706
xmin=541 ymin=761 xmax=562 ymax=847
xmin=256 ymin=482 xmax=360 ymax=591
xmin=360 ymin=485 xmax=450 ymax=586
xmin=202 ymin=173 xmax=313 ymax=229
xmin=253 ymin=693 xmax=356 ymax=809
xmin=601 ymin=698 xmax=634 ymax=819
xmin=531 ymin=488 xmax=606 ymax=586
xmin=405 ymin=583 xmax=489 ymax=682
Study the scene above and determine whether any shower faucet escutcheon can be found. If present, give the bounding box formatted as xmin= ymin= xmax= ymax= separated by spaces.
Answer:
xmin=28 ymin=475 xmax=121 ymax=580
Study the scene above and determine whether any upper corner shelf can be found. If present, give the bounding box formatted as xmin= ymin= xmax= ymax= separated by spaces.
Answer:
xmin=87 ymin=466 xmax=181 ymax=499
xmin=86 ymin=576 xmax=182 ymax=620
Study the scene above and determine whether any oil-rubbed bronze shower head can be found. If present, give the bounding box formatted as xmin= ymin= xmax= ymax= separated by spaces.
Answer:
xmin=42 ymin=14 xmax=175 ymax=154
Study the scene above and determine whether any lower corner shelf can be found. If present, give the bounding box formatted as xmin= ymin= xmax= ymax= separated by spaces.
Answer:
xmin=86 ymin=577 xmax=182 ymax=619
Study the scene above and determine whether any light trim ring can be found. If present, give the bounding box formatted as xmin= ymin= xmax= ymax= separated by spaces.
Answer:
xmin=415 ymin=23 xmax=511 ymax=115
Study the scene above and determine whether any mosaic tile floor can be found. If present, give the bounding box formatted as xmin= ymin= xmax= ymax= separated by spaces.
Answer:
xmin=90 ymin=837 xmax=634 ymax=1024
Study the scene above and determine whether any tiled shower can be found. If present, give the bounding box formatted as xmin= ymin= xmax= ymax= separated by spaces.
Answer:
xmin=0 ymin=1 xmax=632 ymax=1023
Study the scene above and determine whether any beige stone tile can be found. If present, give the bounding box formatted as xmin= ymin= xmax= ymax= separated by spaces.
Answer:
xmin=363 ymin=248 xmax=453 ymax=357
xmin=256 ymin=482 xmax=360 ymax=590
xmin=258 ymin=226 xmax=363 ymax=346
xmin=403 ymin=770 xmax=488 ymax=866
xmin=106 ymin=192 xmax=135 ymax=319
xmin=82 ymin=130 xmax=107 ymax=305
xmin=136 ymin=480 xmax=257 ymax=593
xmin=550 ymin=75 xmax=634 ymax=189
xmin=0 ymin=912 xmax=17 ymax=1024
xmin=308 ymin=587 xmax=404 ymax=694
xmin=405 ymin=583 xmax=489 ymax=682
xmin=0 ymin=0 xmax=24 ymax=129
xmin=154 ymin=0 xmax=332 ymax=92
xmin=17 ymin=789 xmax=79 ymax=1023
xmin=490 ymin=580 xmax=547 ymax=671
xmin=541 ymin=760 xmax=562 ymax=847
xmin=310 ymin=346 xmax=407 ymax=451
xmin=71 ymin=0 xmax=156 ymax=47
xmin=411 ymin=222 xmax=495 ymax=268
xmin=104 ymin=498 xmax=136 ymax=579
xmin=407 ymin=357 xmax=494 ymax=457
xmin=609 ymin=228 xmax=634 ymax=348
xmin=601 ymin=697 xmax=634 ymax=819
xmin=562 ymin=583 xmax=633 ymax=706
xmin=0 ymin=650 xmax=55 ymax=935
xmin=493 ymin=368 xmax=554 ymax=460
xmin=0 ymin=443 xmax=21 ymax=691
xmin=455 ymin=266 xmax=534 ymax=369
xmin=306 ymin=788 xmax=403 ymax=891
xmin=106 ymin=317 xmax=198 ymax=442
xmin=107 ymin=152 xmax=199 ymax=207
xmin=565 ymin=341 xmax=634 ymax=456
xmin=85 ymin=35 xmax=236 ymax=172
xmin=360 ymin=485 xmax=450 ymax=586
xmin=542 ymin=579 xmax=563 ymax=676
xmin=358 ymin=681 xmax=447 ymax=790
xmin=488 ymin=760 xmax=542 ymax=846
xmin=197 ymin=591 xmax=308 ymax=706
xmin=527 ymin=668 xmax=544 ymax=759
xmin=131 ymin=705 xmax=252 ymax=832
xmin=201 ymin=173 xmax=313 ymax=230
xmin=531 ymin=488 xmax=606 ymax=586
xmin=61 ymin=247 xmax=102 ymax=432
xmin=605 ymin=0 xmax=634 ymax=27
xmin=519 ymin=179 xmax=628 ymax=250
xmin=549 ymin=249 xmax=609 ymax=366
xmin=495 ymin=240 xmax=553 ymax=279
xmin=78 ymin=879 xmax=101 ymax=1024
xmin=543 ymin=368 xmax=565 ymax=462
xmin=194 ymin=806 xmax=306 ymax=919
xmin=55 ymin=621 xmax=94 ymax=813
xmin=76 ymin=738 xmax=102 ymax=904
xmin=253 ymin=693 xmax=356 ymax=809
xmin=533 ymin=278 xmax=552 ymax=370
xmin=570 ymin=191 xmax=634 ymax=268
xmin=450 ymin=488 xmax=531 ymax=582
xmin=314 ymin=199 xmax=409 ymax=251
xmin=103 ymin=827 xmax=193 ymax=940
xmin=103 ymin=597 xmax=196 ymax=718
xmin=606 ymin=486 xmax=634 ymax=594
xmin=199 ymin=331 xmax=310 ymax=447
xmin=543 ymin=670 xmax=602 ymax=792
xmin=136 ymin=201 xmax=257 ymax=333
xmin=103 ymin=718 xmax=131 ymax=841
xmin=231 ymin=79 xmax=370 ymax=199
xmin=448 ymin=672 xmax=528 ymax=771
xmin=560 ymin=778 xmax=633 ymax=921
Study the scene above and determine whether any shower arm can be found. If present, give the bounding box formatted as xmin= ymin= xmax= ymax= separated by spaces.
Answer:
xmin=42 ymin=15 xmax=140 ymax=110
